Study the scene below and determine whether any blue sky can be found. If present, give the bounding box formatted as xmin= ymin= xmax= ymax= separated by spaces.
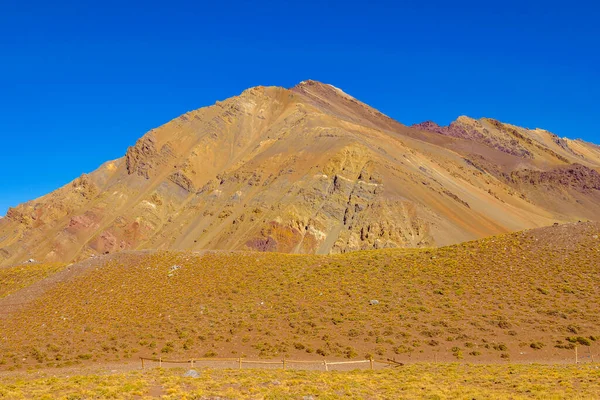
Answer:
xmin=1 ymin=0 xmax=599 ymax=216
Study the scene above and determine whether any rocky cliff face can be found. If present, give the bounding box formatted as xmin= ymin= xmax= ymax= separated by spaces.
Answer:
xmin=511 ymin=164 xmax=600 ymax=192
xmin=1 ymin=80 xmax=600 ymax=266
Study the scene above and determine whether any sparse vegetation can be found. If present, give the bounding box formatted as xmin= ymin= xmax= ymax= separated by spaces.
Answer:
xmin=0 ymin=223 xmax=599 ymax=370
xmin=530 ymin=342 xmax=544 ymax=350
xmin=567 ymin=336 xmax=592 ymax=346
xmin=0 ymin=262 xmax=66 ymax=299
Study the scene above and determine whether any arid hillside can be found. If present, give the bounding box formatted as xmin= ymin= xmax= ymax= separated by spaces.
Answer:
xmin=0 ymin=222 xmax=598 ymax=370
xmin=1 ymin=81 xmax=600 ymax=265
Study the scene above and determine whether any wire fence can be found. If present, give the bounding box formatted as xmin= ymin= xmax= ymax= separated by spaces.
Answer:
xmin=139 ymin=345 xmax=598 ymax=371
xmin=139 ymin=356 xmax=403 ymax=371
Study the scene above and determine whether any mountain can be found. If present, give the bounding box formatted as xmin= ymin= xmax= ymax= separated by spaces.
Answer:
xmin=1 ymin=80 xmax=600 ymax=266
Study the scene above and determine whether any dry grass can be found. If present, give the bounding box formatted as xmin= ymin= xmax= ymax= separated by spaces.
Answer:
xmin=0 ymin=223 xmax=599 ymax=370
xmin=0 ymin=262 xmax=66 ymax=299
xmin=1 ymin=363 xmax=600 ymax=399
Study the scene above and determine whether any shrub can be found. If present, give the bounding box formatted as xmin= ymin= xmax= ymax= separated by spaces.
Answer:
xmin=530 ymin=342 xmax=544 ymax=350
xmin=451 ymin=347 xmax=463 ymax=359
xmin=555 ymin=341 xmax=576 ymax=350
xmin=567 ymin=336 xmax=592 ymax=346
xmin=30 ymin=348 xmax=46 ymax=363
xmin=497 ymin=320 xmax=511 ymax=329
xmin=393 ymin=345 xmax=411 ymax=354
xmin=567 ymin=325 xmax=580 ymax=334
xmin=344 ymin=347 xmax=358 ymax=359
xmin=161 ymin=342 xmax=175 ymax=353
xmin=347 ymin=329 xmax=360 ymax=338
xmin=577 ymin=337 xmax=591 ymax=346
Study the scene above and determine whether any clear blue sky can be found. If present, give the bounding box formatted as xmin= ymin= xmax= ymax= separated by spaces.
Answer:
xmin=1 ymin=0 xmax=599 ymax=216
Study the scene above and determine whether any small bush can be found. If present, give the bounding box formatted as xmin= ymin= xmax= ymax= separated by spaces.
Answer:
xmin=393 ymin=345 xmax=411 ymax=354
xmin=316 ymin=348 xmax=328 ymax=356
xmin=344 ymin=347 xmax=358 ymax=359
xmin=555 ymin=341 xmax=576 ymax=350
xmin=161 ymin=342 xmax=175 ymax=353
xmin=566 ymin=325 xmax=580 ymax=334
xmin=497 ymin=320 xmax=511 ymax=329
xmin=567 ymin=336 xmax=592 ymax=346
xmin=30 ymin=348 xmax=46 ymax=363
xmin=577 ymin=337 xmax=592 ymax=346
xmin=451 ymin=347 xmax=463 ymax=359
xmin=347 ymin=329 xmax=361 ymax=338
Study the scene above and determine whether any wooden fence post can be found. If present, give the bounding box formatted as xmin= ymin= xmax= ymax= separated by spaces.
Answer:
xmin=159 ymin=357 xmax=162 ymax=368
xmin=324 ymin=360 xmax=328 ymax=371
xmin=370 ymin=357 xmax=374 ymax=370
xmin=575 ymin=346 xmax=578 ymax=364
xmin=190 ymin=359 xmax=194 ymax=368
xmin=238 ymin=357 xmax=242 ymax=369
xmin=283 ymin=358 xmax=286 ymax=370
xmin=141 ymin=357 xmax=145 ymax=369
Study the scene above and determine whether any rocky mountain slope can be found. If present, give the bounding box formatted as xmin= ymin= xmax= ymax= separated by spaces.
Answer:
xmin=1 ymin=80 xmax=600 ymax=265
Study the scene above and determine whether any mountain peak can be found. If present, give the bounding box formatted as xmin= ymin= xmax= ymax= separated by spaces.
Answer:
xmin=1 ymin=83 xmax=600 ymax=267
xmin=292 ymin=80 xmax=355 ymax=100
xmin=293 ymin=79 xmax=327 ymax=88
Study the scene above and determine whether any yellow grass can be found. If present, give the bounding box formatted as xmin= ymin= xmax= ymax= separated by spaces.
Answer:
xmin=0 ymin=262 xmax=66 ymax=299
xmin=1 ymin=363 xmax=599 ymax=399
